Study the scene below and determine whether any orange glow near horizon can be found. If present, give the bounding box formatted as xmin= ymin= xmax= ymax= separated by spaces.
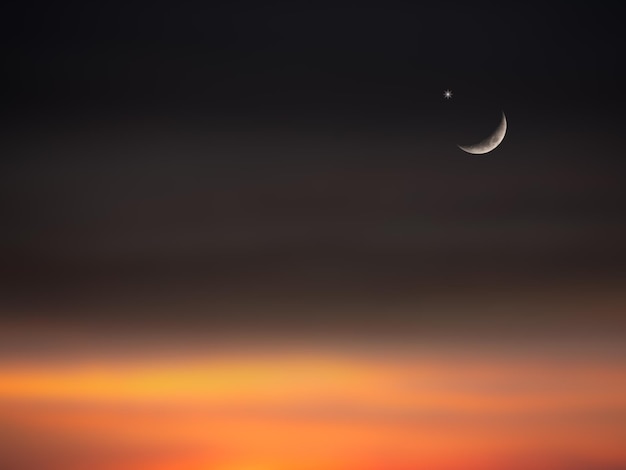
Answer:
xmin=1 ymin=348 xmax=626 ymax=470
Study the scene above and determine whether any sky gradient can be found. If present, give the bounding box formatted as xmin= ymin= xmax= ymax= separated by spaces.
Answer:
xmin=1 ymin=1 xmax=625 ymax=469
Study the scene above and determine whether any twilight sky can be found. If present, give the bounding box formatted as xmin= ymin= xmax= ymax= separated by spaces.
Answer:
xmin=1 ymin=0 xmax=625 ymax=336
xmin=0 ymin=2 xmax=625 ymax=469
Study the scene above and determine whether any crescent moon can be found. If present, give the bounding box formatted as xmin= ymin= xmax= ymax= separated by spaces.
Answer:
xmin=458 ymin=112 xmax=507 ymax=154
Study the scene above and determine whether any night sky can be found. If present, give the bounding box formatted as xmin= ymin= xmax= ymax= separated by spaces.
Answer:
xmin=0 ymin=1 xmax=625 ymax=350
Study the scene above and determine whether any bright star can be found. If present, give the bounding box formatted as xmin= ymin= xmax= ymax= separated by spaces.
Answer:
xmin=443 ymin=89 xmax=453 ymax=99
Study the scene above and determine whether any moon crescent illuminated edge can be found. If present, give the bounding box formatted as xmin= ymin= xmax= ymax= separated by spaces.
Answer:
xmin=458 ymin=112 xmax=507 ymax=155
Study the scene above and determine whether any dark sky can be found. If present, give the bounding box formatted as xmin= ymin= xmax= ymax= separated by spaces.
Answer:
xmin=2 ymin=1 xmax=624 ymax=117
xmin=0 ymin=1 xmax=625 ymax=346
